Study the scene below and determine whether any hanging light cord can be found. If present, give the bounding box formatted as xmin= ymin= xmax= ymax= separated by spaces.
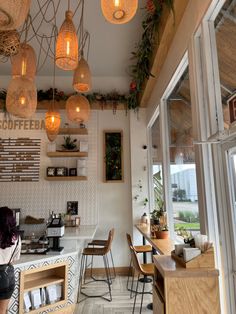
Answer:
xmin=3 ymin=0 xmax=91 ymax=73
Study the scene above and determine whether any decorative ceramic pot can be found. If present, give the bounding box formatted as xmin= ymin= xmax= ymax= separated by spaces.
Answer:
xmin=155 ymin=230 xmax=169 ymax=239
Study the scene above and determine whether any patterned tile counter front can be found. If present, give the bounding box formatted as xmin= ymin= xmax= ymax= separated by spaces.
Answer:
xmin=8 ymin=225 xmax=97 ymax=314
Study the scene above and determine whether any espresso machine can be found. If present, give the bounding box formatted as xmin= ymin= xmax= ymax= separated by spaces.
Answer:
xmin=46 ymin=215 xmax=65 ymax=254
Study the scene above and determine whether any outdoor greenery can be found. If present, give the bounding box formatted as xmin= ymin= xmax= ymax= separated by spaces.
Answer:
xmin=178 ymin=210 xmax=199 ymax=223
xmin=175 ymin=223 xmax=200 ymax=230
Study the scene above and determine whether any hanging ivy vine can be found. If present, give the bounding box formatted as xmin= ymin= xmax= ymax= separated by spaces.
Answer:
xmin=128 ymin=0 xmax=174 ymax=110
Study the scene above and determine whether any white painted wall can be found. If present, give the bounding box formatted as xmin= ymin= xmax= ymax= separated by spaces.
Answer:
xmin=129 ymin=109 xmax=149 ymax=246
xmin=95 ymin=110 xmax=132 ymax=267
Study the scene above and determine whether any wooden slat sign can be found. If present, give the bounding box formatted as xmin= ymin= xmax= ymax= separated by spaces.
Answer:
xmin=0 ymin=138 xmax=41 ymax=182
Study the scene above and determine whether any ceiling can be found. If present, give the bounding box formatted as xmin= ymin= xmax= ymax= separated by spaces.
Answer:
xmin=0 ymin=0 xmax=145 ymax=93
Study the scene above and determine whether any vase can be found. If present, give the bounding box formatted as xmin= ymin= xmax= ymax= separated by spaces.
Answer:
xmin=155 ymin=230 xmax=169 ymax=239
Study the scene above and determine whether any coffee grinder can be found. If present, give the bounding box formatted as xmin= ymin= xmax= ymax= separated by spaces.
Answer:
xmin=46 ymin=216 xmax=65 ymax=254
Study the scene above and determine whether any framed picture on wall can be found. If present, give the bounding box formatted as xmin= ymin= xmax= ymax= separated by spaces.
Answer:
xmin=67 ymin=201 xmax=78 ymax=215
xmin=103 ymin=130 xmax=123 ymax=182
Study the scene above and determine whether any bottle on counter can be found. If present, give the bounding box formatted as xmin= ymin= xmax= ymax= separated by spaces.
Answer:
xmin=141 ymin=213 xmax=149 ymax=224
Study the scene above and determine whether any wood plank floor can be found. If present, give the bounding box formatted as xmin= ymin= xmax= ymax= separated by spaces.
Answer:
xmin=75 ymin=276 xmax=153 ymax=314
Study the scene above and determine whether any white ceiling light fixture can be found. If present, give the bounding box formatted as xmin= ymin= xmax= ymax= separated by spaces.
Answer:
xmin=0 ymin=0 xmax=31 ymax=31
xmin=101 ymin=0 xmax=138 ymax=24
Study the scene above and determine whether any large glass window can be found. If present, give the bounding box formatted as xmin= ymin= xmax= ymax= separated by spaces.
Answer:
xmin=151 ymin=116 xmax=163 ymax=211
xmin=215 ymin=0 xmax=236 ymax=130
xmin=167 ymin=68 xmax=200 ymax=234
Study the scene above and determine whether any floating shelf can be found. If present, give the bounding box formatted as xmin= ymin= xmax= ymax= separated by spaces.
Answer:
xmin=24 ymin=276 xmax=64 ymax=292
xmin=47 ymin=151 xmax=88 ymax=158
xmin=45 ymin=176 xmax=87 ymax=181
xmin=58 ymin=127 xmax=88 ymax=135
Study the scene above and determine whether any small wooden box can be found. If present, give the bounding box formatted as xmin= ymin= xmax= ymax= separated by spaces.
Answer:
xmin=171 ymin=247 xmax=215 ymax=268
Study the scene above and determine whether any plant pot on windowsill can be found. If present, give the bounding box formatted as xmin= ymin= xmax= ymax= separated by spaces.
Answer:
xmin=155 ymin=230 xmax=169 ymax=239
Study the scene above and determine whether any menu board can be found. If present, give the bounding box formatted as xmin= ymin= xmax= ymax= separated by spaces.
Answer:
xmin=0 ymin=138 xmax=41 ymax=182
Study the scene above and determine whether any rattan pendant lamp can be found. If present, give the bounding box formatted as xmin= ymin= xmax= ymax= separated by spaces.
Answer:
xmin=11 ymin=42 xmax=36 ymax=80
xmin=66 ymin=94 xmax=90 ymax=125
xmin=101 ymin=0 xmax=138 ymax=24
xmin=45 ymin=39 xmax=61 ymax=142
xmin=73 ymin=0 xmax=91 ymax=93
xmin=56 ymin=0 xmax=78 ymax=71
xmin=6 ymin=16 xmax=37 ymax=119
xmin=0 ymin=0 xmax=31 ymax=30
xmin=6 ymin=77 xmax=37 ymax=118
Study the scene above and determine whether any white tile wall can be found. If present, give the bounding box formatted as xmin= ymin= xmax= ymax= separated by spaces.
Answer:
xmin=0 ymin=111 xmax=98 ymax=225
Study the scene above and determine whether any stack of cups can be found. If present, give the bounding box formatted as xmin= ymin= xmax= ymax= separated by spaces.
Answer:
xmin=77 ymin=158 xmax=87 ymax=176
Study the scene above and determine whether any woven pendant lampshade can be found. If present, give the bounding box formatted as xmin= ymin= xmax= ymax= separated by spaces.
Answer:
xmin=11 ymin=43 xmax=36 ymax=81
xmin=66 ymin=94 xmax=90 ymax=123
xmin=73 ymin=56 xmax=92 ymax=93
xmin=0 ymin=30 xmax=20 ymax=57
xmin=6 ymin=77 xmax=37 ymax=118
xmin=45 ymin=110 xmax=61 ymax=142
xmin=56 ymin=10 xmax=78 ymax=71
xmin=101 ymin=0 xmax=138 ymax=24
xmin=0 ymin=0 xmax=31 ymax=30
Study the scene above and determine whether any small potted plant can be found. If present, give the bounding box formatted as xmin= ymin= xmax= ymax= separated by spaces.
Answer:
xmin=61 ymin=136 xmax=77 ymax=151
xmin=155 ymin=225 xmax=169 ymax=239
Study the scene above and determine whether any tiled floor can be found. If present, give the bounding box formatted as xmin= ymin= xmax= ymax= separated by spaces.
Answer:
xmin=75 ymin=276 xmax=153 ymax=314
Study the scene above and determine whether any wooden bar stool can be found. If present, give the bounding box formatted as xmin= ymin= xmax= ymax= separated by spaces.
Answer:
xmin=129 ymin=245 xmax=154 ymax=314
xmin=87 ymin=228 xmax=116 ymax=280
xmin=126 ymin=233 xmax=152 ymax=295
xmin=78 ymin=230 xmax=113 ymax=302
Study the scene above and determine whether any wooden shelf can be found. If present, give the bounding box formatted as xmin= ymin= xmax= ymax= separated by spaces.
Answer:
xmin=47 ymin=151 xmax=88 ymax=158
xmin=24 ymin=276 xmax=64 ymax=292
xmin=45 ymin=176 xmax=87 ymax=181
xmin=58 ymin=127 xmax=88 ymax=135
xmin=27 ymin=300 xmax=66 ymax=314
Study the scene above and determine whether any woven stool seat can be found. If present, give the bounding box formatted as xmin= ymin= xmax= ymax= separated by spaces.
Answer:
xmin=140 ymin=263 xmax=154 ymax=277
xmin=88 ymin=239 xmax=107 ymax=246
xmin=83 ymin=246 xmax=107 ymax=256
xmin=134 ymin=245 xmax=152 ymax=253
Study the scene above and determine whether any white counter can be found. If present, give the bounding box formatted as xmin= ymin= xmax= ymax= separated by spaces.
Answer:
xmin=63 ymin=225 xmax=97 ymax=239
xmin=14 ymin=225 xmax=97 ymax=267
xmin=8 ymin=225 xmax=97 ymax=314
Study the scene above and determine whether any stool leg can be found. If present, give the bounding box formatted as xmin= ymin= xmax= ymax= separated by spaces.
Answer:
xmin=84 ymin=255 xmax=88 ymax=284
xmin=103 ymin=255 xmax=112 ymax=302
xmin=127 ymin=258 xmax=132 ymax=290
xmin=78 ymin=254 xmax=85 ymax=302
xmin=130 ymin=268 xmax=135 ymax=299
xmin=105 ymin=254 xmax=112 ymax=285
xmin=132 ymin=274 xmax=140 ymax=314
xmin=110 ymin=249 xmax=116 ymax=279
xmin=140 ymin=278 xmax=146 ymax=313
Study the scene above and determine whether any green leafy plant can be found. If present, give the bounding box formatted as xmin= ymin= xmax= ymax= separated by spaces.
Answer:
xmin=150 ymin=209 xmax=163 ymax=221
xmin=128 ymin=0 xmax=174 ymax=110
xmin=62 ymin=136 xmax=77 ymax=151
xmin=104 ymin=132 xmax=122 ymax=181
xmin=143 ymin=198 xmax=149 ymax=207
xmin=153 ymin=170 xmax=164 ymax=210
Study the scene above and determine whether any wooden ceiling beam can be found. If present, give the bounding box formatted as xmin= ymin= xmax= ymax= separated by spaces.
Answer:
xmin=140 ymin=0 xmax=189 ymax=108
